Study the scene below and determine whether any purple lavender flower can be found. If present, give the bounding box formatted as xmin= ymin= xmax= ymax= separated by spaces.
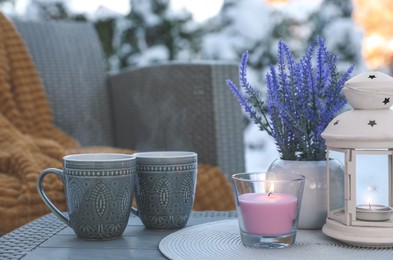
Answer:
xmin=226 ymin=37 xmax=354 ymax=161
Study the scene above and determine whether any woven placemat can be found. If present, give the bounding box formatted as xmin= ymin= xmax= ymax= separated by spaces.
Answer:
xmin=0 ymin=214 xmax=66 ymax=259
xmin=159 ymin=219 xmax=393 ymax=260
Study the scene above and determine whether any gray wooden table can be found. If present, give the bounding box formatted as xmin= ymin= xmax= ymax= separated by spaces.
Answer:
xmin=2 ymin=211 xmax=393 ymax=260
xmin=0 ymin=211 xmax=237 ymax=260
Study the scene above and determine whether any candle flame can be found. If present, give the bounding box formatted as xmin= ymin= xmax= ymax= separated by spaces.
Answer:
xmin=267 ymin=183 xmax=275 ymax=196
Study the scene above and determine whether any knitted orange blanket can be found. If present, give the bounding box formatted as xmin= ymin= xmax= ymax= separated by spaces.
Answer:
xmin=0 ymin=13 xmax=135 ymax=234
xmin=0 ymin=13 xmax=235 ymax=234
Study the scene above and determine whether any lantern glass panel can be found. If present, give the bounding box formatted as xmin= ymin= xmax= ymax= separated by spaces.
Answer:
xmin=356 ymin=154 xmax=389 ymax=207
xmin=328 ymin=150 xmax=345 ymax=212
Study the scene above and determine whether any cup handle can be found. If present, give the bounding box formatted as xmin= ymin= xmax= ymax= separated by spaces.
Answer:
xmin=37 ymin=168 xmax=70 ymax=226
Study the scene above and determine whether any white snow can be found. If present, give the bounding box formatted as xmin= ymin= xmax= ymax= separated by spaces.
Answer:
xmin=131 ymin=0 xmax=161 ymax=26
xmin=130 ymin=45 xmax=170 ymax=66
xmin=281 ymin=0 xmax=322 ymax=23
xmin=92 ymin=6 xmax=123 ymax=21
xmin=244 ymin=123 xmax=279 ymax=172
xmin=69 ymin=0 xmax=130 ymax=17
xmin=226 ymin=0 xmax=273 ymax=41
xmin=170 ymin=0 xmax=223 ymax=23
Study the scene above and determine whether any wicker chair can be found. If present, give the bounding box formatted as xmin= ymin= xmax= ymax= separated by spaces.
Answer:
xmin=11 ymin=18 xmax=244 ymax=212
xmin=12 ymin=18 xmax=245 ymax=177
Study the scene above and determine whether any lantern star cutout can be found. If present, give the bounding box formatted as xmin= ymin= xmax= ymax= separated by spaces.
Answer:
xmin=368 ymin=74 xmax=376 ymax=79
xmin=367 ymin=184 xmax=379 ymax=193
xmin=368 ymin=120 xmax=377 ymax=127
xmin=383 ymin=98 xmax=390 ymax=105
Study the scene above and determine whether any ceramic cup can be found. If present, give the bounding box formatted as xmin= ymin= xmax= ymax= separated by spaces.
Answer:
xmin=132 ymin=151 xmax=197 ymax=229
xmin=37 ymin=153 xmax=136 ymax=240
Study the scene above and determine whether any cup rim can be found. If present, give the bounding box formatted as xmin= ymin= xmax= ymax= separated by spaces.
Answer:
xmin=63 ymin=153 xmax=135 ymax=162
xmin=232 ymin=172 xmax=305 ymax=182
xmin=134 ymin=151 xmax=197 ymax=159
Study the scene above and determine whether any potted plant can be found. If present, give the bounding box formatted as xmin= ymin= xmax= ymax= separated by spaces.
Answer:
xmin=226 ymin=37 xmax=354 ymax=229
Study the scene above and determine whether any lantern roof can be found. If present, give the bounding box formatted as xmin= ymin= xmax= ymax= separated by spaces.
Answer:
xmin=342 ymin=71 xmax=393 ymax=110
xmin=346 ymin=70 xmax=393 ymax=88
xmin=322 ymin=71 xmax=393 ymax=149
xmin=322 ymin=109 xmax=393 ymax=148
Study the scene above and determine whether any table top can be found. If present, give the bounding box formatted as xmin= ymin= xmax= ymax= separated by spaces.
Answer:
xmin=1 ymin=211 xmax=393 ymax=260
xmin=0 ymin=211 xmax=236 ymax=260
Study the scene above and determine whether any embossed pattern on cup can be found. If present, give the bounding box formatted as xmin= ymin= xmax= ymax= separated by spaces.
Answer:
xmin=135 ymin=152 xmax=197 ymax=229
xmin=37 ymin=153 xmax=136 ymax=240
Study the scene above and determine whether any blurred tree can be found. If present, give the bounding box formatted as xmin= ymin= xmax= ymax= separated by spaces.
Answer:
xmin=110 ymin=0 xmax=202 ymax=71
xmin=0 ymin=0 xmax=13 ymax=4
xmin=95 ymin=18 xmax=116 ymax=64
xmin=23 ymin=0 xmax=86 ymax=21
xmin=0 ymin=0 xmax=15 ymax=12
xmin=309 ymin=0 xmax=364 ymax=72
xmin=200 ymin=0 xmax=316 ymax=84
xmin=9 ymin=0 xmax=364 ymax=74
xmin=201 ymin=0 xmax=364 ymax=83
xmin=30 ymin=0 xmax=69 ymax=20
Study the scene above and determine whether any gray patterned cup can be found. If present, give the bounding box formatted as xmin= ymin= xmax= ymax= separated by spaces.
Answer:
xmin=37 ymin=153 xmax=136 ymax=240
xmin=132 ymin=151 xmax=197 ymax=229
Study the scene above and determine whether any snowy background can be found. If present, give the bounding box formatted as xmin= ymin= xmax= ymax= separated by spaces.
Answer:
xmin=2 ymin=0 xmax=390 ymax=204
xmin=0 ymin=0 xmax=367 ymax=171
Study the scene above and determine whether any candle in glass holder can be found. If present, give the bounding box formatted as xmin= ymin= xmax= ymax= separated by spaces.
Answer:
xmin=232 ymin=172 xmax=305 ymax=248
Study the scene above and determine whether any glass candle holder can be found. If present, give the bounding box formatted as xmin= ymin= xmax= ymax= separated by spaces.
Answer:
xmin=232 ymin=172 xmax=305 ymax=249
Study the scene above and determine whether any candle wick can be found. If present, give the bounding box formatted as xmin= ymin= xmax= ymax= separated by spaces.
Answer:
xmin=369 ymin=202 xmax=372 ymax=209
xmin=268 ymin=192 xmax=272 ymax=197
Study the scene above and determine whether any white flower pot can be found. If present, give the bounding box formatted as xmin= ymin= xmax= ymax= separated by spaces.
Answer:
xmin=268 ymin=159 xmax=344 ymax=229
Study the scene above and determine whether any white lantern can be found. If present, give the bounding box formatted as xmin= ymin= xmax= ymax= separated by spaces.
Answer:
xmin=322 ymin=71 xmax=393 ymax=247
